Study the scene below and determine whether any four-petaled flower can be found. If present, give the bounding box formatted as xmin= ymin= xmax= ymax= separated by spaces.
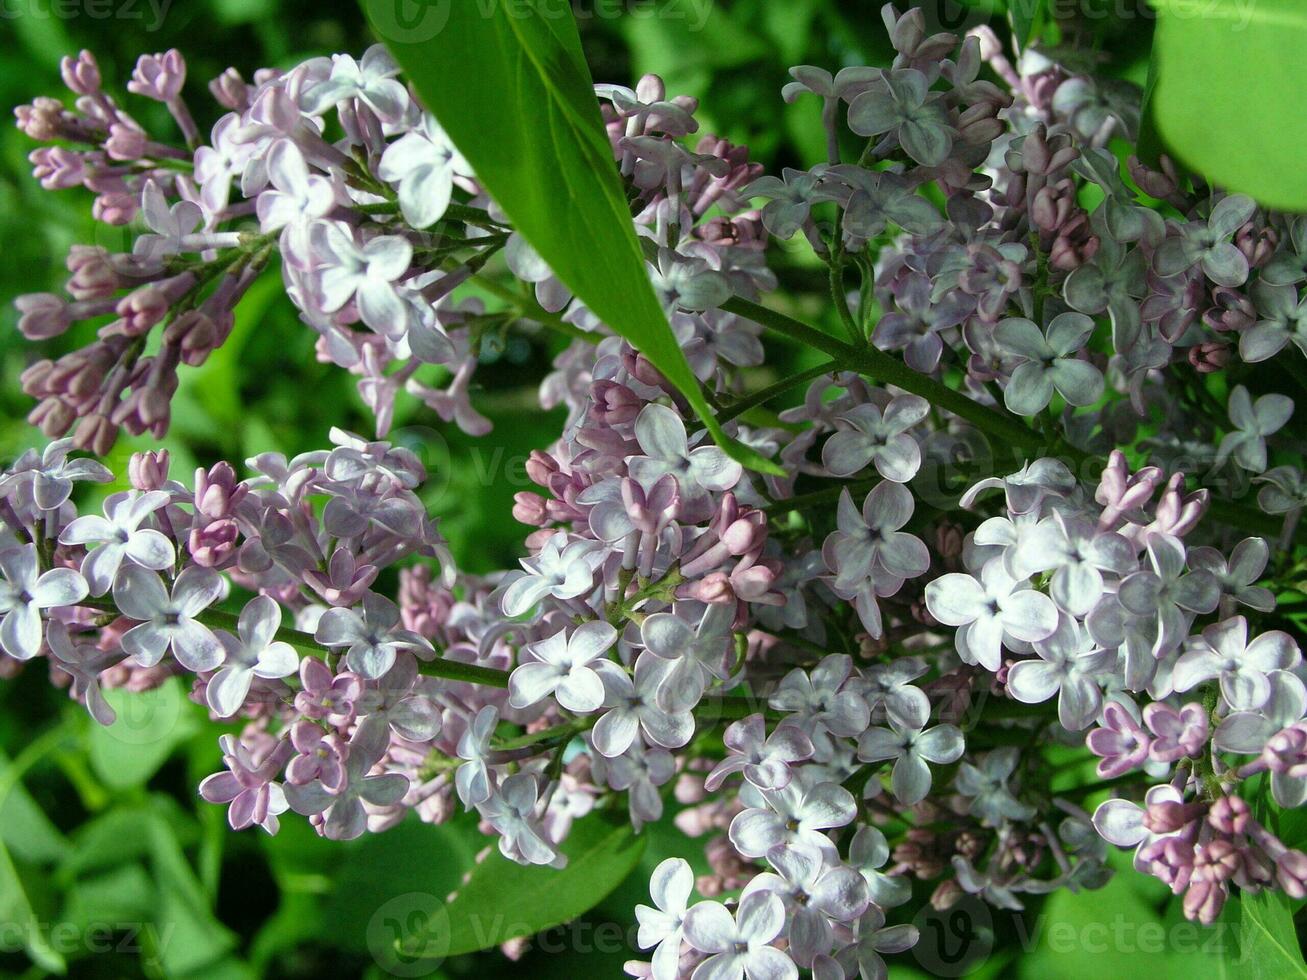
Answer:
xmin=510 ymin=620 xmax=617 ymax=714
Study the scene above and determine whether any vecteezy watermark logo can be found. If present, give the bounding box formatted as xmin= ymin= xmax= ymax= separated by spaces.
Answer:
xmin=367 ymin=892 xmax=451 ymax=977
xmin=369 ymin=0 xmax=714 ymax=44
xmin=911 ymin=895 xmax=995 ymax=977
xmin=369 ymin=0 xmax=453 ymax=45
xmin=0 ymin=0 xmax=173 ymax=31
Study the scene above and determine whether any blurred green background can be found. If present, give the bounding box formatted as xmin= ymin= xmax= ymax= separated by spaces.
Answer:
xmin=0 ymin=1 xmax=1202 ymax=977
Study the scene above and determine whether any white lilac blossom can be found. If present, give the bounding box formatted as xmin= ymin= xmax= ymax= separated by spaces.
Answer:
xmin=5 ymin=11 xmax=1307 ymax=972
xmin=681 ymin=891 xmax=795 ymax=980
xmin=820 ymin=396 xmax=929 ymax=482
xmin=113 ymin=564 xmax=224 ymax=671
xmin=857 ymin=718 xmax=965 ymax=805
xmin=59 ymin=490 xmax=175 ymax=595
xmin=635 ymin=857 xmax=694 ymax=980
xmin=925 ymin=559 xmax=1059 ymax=670
xmin=1005 ymin=616 xmax=1112 ymax=731
xmin=509 ymin=620 xmax=617 ymax=713
xmin=1172 ymin=615 xmax=1300 ymax=711
xmin=0 ymin=545 xmax=88 ymax=660
xmin=993 ymin=312 xmax=1104 ymax=416
xmin=207 ymin=594 xmax=299 ymax=716
xmin=1215 ymin=385 xmax=1294 ymax=473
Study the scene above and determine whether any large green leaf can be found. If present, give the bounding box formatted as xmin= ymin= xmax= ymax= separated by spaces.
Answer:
xmin=394 ymin=813 xmax=646 ymax=961
xmin=1150 ymin=0 xmax=1307 ymax=209
xmin=361 ymin=0 xmax=781 ymax=475
xmin=1240 ymin=890 xmax=1307 ymax=979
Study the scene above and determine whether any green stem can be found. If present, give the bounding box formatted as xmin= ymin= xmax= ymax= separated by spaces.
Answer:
xmin=469 ymin=272 xmax=599 ymax=345
xmin=718 ymin=360 xmax=839 ymax=426
xmin=722 ymin=295 xmax=1044 ymax=454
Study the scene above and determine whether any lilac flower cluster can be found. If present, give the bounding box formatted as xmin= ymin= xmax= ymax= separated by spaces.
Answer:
xmin=6 ymin=4 xmax=1307 ymax=976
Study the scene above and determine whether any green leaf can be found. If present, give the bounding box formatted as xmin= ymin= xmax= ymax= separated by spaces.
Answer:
xmin=0 ymin=749 xmax=69 ymax=865
xmin=361 ymin=0 xmax=782 ymax=475
xmin=1240 ymin=889 xmax=1307 ymax=979
xmin=0 ymin=839 xmax=65 ymax=973
xmin=87 ymin=679 xmax=199 ymax=789
xmin=1150 ymin=0 xmax=1307 ymax=209
xmin=395 ymin=813 xmax=646 ymax=960
xmin=1008 ymin=0 xmax=1044 ymax=49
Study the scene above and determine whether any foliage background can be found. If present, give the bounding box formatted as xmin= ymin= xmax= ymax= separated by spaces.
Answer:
xmin=0 ymin=0 xmax=1250 ymax=977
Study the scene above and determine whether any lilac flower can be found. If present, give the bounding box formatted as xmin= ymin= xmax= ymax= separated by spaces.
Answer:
xmin=857 ymin=718 xmax=964 ymax=805
xmin=113 ymin=564 xmax=224 ymax=671
xmin=256 ymin=139 xmax=335 ymax=259
xmin=925 ymin=559 xmax=1059 ymax=671
xmin=477 ymin=771 xmax=559 ymax=865
xmin=1142 ymin=702 xmax=1207 ymax=763
xmin=315 ymin=592 xmax=432 ymax=679
xmin=681 ymin=891 xmax=796 ymax=980
xmin=1005 ymin=617 xmax=1112 ymax=731
xmin=861 ymin=659 xmax=931 ymax=730
xmin=607 ymin=743 xmax=674 ymax=832
xmin=636 ymin=857 xmax=694 ymax=980
xmin=824 ymin=483 xmax=929 ymax=588
xmin=592 ymin=654 xmax=694 ymax=757
xmin=848 ymin=825 xmax=911 ymax=908
xmin=744 ymin=168 xmax=828 ymax=239
xmin=0 ymin=545 xmax=88 ymax=661
xmin=628 ymin=404 xmax=742 ymax=513
xmin=1240 ymin=280 xmax=1307 ymax=362
xmin=836 ymin=167 xmax=942 ymax=246
xmin=1214 ymin=385 xmax=1293 ymax=473
xmin=873 ymin=270 xmax=970 ymax=372
xmin=705 ymin=715 xmax=815 ymax=791
xmin=1153 ymin=195 xmax=1255 ymax=286
xmin=378 ymin=115 xmax=469 ymax=229
xmin=1172 ymin=615 xmax=1300 ymax=711
xmin=501 ymin=532 xmax=601 ymax=617
xmin=286 ymin=721 xmax=348 ymax=793
xmin=310 ymin=221 xmax=413 ymax=336
xmin=1117 ymin=533 xmax=1220 ymax=657
xmin=2 ymin=438 xmax=111 ymax=511
xmin=59 ymin=490 xmax=175 ymax=595
xmin=1011 ymin=515 xmax=1134 ymax=617
xmin=1187 ymin=537 xmax=1275 ymax=613
xmin=354 ymin=654 xmax=442 ymax=744
xmin=294 ymin=658 xmax=361 ymax=726
xmin=994 ymin=312 xmax=1104 ymax=416
xmin=300 ymin=46 xmax=408 ymax=121
xmin=821 ymin=396 xmax=928 ymax=482
xmin=954 ymin=748 xmax=1035 ymax=825
xmin=200 ymin=735 xmax=292 ymax=834
xmin=729 ymin=778 xmax=857 ymax=859
xmin=847 ymin=68 xmax=954 ymax=167
xmin=849 ymin=906 xmax=918 ymax=980
xmin=649 ymin=248 xmax=731 ymax=312
xmin=45 ymin=620 xmax=121 ymax=725
xmin=509 ymin=620 xmax=616 ymax=713
xmin=742 ymin=843 xmax=868 ymax=966
xmin=641 ymin=603 xmax=735 ymax=712
xmin=207 ymin=594 xmax=299 ymax=717
xmin=1086 ymin=701 xmax=1152 ymax=778
xmin=1215 ymin=671 xmax=1307 ymax=806
xmin=769 ymin=654 xmax=870 ymax=738
xmin=454 ymin=705 xmax=498 ymax=807
xmin=1092 ymin=783 xmax=1186 ymax=872
xmin=134 ymin=179 xmax=230 ymax=258
xmin=285 ymin=723 xmax=409 ymax=841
